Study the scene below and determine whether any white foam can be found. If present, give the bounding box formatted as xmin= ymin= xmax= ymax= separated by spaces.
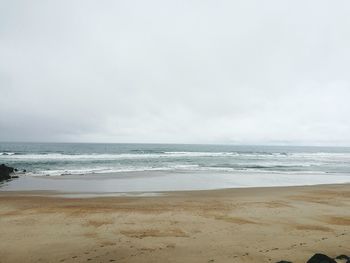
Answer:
xmin=0 ymin=152 xmax=16 ymax=156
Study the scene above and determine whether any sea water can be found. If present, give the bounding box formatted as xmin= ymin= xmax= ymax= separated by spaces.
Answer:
xmin=1 ymin=142 xmax=350 ymax=176
xmin=1 ymin=143 xmax=350 ymax=192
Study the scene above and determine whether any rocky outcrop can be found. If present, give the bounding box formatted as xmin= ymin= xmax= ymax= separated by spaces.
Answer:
xmin=276 ymin=253 xmax=349 ymax=263
xmin=0 ymin=164 xmax=15 ymax=182
xmin=335 ymin=255 xmax=349 ymax=261
xmin=307 ymin=254 xmax=337 ymax=263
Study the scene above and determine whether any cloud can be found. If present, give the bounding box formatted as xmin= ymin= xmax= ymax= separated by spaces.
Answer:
xmin=1 ymin=0 xmax=350 ymax=145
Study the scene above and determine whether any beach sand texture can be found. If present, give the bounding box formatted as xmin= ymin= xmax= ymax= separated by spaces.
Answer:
xmin=0 ymin=184 xmax=349 ymax=263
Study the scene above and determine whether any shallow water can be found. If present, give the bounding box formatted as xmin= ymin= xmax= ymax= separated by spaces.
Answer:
xmin=1 ymin=170 xmax=349 ymax=193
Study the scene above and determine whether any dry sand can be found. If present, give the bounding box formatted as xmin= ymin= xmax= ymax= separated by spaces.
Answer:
xmin=0 ymin=184 xmax=349 ymax=263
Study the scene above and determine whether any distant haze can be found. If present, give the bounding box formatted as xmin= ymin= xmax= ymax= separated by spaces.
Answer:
xmin=1 ymin=1 xmax=350 ymax=145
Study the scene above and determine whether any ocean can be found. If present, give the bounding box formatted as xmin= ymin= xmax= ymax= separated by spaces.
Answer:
xmin=1 ymin=142 xmax=350 ymax=193
xmin=1 ymin=142 xmax=350 ymax=176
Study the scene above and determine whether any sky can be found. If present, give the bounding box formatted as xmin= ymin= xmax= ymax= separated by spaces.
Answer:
xmin=1 ymin=0 xmax=350 ymax=145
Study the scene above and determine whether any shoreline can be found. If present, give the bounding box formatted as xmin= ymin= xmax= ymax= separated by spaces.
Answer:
xmin=1 ymin=183 xmax=349 ymax=262
xmin=1 ymin=169 xmax=350 ymax=194
xmin=1 ymin=182 xmax=350 ymax=198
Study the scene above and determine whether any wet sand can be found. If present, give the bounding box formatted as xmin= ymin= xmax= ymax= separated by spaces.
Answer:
xmin=0 ymin=184 xmax=349 ymax=263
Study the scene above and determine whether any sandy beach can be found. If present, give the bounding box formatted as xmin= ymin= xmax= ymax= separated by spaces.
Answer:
xmin=0 ymin=184 xmax=349 ymax=263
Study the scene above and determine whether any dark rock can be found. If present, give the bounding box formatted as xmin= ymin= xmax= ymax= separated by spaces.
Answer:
xmin=336 ymin=255 xmax=349 ymax=261
xmin=0 ymin=164 xmax=14 ymax=182
xmin=307 ymin=254 xmax=336 ymax=263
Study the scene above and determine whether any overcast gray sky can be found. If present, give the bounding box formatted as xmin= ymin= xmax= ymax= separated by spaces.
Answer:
xmin=1 ymin=0 xmax=350 ymax=145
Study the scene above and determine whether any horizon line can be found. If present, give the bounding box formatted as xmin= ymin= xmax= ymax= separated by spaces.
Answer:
xmin=1 ymin=141 xmax=350 ymax=148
